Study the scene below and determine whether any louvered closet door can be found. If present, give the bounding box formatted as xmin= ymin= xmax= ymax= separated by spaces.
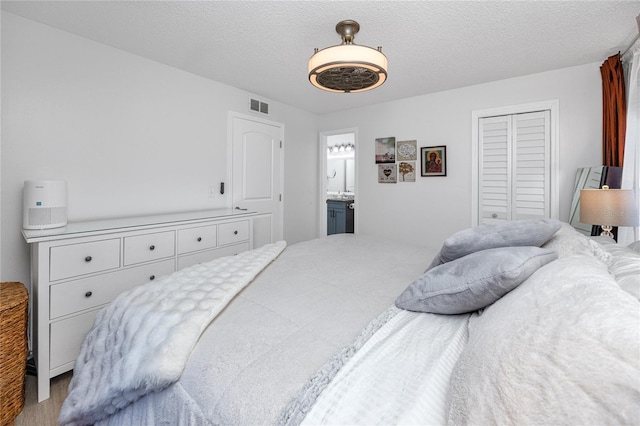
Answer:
xmin=479 ymin=111 xmax=551 ymax=225
xmin=512 ymin=111 xmax=551 ymax=220
xmin=479 ymin=116 xmax=511 ymax=224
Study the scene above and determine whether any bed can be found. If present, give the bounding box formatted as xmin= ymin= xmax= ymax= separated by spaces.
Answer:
xmin=58 ymin=220 xmax=640 ymax=426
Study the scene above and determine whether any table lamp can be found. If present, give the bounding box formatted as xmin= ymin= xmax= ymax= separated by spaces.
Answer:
xmin=580 ymin=185 xmax=639 ymax=239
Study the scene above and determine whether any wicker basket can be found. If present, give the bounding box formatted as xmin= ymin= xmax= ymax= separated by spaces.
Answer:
xmin=0 ymin=282 xmax=28 ymax=425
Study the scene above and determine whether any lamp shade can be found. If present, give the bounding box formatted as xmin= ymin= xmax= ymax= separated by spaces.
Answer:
xmin=580 ymin=188 xmax=639 ymax=226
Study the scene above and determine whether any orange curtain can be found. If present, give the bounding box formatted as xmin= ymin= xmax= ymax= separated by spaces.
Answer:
xmin=600 ymin=53 xmax=626 ymax=167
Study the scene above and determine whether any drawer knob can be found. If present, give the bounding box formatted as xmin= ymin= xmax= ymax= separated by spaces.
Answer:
xmin=492 ymin=213 xmax=498 ymax=219
xmin=149 ymin=245 xmax=156 ymax=251
xmin=85 ymin=256 xmax=92 ymax=262
xmin=234 ymin=230 xmax=238 ymax=235
xmin=197 ymin=237 xmax=202 ymax=242
xmin=85 ymin=291 xmax=93 ymax=298
xmin=149 ymin=275 xmax=155 ymax=281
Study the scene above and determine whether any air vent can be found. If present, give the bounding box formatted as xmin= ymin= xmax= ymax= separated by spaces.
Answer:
xmin=250 ymin=98 xmax=269 ymax=115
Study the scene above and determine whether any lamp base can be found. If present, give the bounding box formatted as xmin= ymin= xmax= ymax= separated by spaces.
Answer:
xmin=599 ymin=225 xmax=615 ymax=239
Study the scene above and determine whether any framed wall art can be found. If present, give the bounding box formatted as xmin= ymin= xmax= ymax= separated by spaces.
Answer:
xmin=375 ymin=137 xmax=396 ymax=163
xmin=398 ymin=161 xmax=416 ymax=182
xmin=396 ymin=140 xmax=417 ymax=161
xmin=378 ymin=164 xmax=397 ymax=183
xmin=420 ymin=146 xmax=447 ymax=177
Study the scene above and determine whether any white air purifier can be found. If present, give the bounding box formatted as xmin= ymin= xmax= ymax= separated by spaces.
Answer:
xmin=23 ymin=180 xmax=68 ymax=229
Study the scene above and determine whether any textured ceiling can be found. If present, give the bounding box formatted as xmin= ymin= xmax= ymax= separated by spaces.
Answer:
xmin=2 ymin=1 xmax=640 ymax=115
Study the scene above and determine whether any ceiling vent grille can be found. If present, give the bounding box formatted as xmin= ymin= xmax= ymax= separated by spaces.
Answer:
xmin=250 ymin=98 xmax=269 ymax=115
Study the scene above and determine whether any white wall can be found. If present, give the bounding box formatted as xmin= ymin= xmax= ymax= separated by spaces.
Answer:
xmin=1 ymin=13 xmax=319 ymax=286
xmin=318 ymin=63 xmax=602 ymax=249
xmin=0 ymin=12 xmax=605 ymax=289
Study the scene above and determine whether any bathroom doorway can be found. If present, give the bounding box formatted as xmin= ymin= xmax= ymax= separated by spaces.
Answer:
xmin=319 ymin=129 xmax=357 ymax=237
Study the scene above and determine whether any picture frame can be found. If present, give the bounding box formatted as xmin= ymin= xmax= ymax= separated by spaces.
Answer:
xmin=420 ymin=146 xmax=447 ymax=177
xmin=375 ymin=137 xmax=396 ymax=164
xmin=396 ymin=140 xmax=417 ymax=161
xmin=378 ymin=164 xmax=397 ymax=183
xmin=398 ymin=161 xmax=416 ymax=182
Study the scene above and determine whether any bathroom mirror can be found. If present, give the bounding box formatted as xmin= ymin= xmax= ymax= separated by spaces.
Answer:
xmin=326 ymin=134 xmax=355 ymax=197
xmin=327 ymin=158 xmax=354 ymax=193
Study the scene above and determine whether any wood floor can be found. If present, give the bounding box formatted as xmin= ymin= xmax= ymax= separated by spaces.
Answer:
xmin=14 ymin=372 xmax=72 ymax=426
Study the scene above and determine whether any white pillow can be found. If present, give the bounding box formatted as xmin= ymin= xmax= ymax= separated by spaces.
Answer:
xmin=628 ymin=241 xmax=640 ymax=253
xmin=542 ymin=223 xmax=612 ymax=265
xmin=599 ymin=241 xmax=640 ymax=300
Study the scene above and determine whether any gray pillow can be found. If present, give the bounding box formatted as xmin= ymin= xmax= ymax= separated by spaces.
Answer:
xmin=396 ymin=246 xmax=558 ymax=314
xmin=428 ymin=219 xmax=562 ymax=269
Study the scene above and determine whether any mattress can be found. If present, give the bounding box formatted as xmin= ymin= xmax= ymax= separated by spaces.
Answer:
xmin=96 ymin=234 xmax=438 ymax=425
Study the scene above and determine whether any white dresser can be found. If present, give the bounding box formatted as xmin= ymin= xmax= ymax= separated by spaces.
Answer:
xmin=22 ymin=209 xmax=260 ymax=402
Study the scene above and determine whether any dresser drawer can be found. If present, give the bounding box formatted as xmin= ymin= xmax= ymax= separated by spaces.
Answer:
xmin=50 ymin=259 xmax=175 ymax=319
xmin=124 ymin=231 xmax=175 ymax=265
xmin=50 ymin=309 xmax=98 ymax=370
xmin=50 ymin=239 xmax=121 ymax=281
xmin=177 ymin=242 xmax=250 ymax=270
xmin=218 ymin=220 xmax=250 ymax=246
xmin=178 ymin=224 xmax=218 ymax=254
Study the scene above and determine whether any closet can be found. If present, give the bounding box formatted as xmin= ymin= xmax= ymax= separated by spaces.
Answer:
xmin=473 ymin=102 xmax=558 ymax=225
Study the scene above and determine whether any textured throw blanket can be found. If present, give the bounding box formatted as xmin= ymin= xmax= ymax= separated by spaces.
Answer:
xmin=59 ymin=241 xmax=286 ymax=426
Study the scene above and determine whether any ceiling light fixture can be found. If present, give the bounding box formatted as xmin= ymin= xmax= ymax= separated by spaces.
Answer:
xmin=308 ymin=20 xmax=388 ymax=93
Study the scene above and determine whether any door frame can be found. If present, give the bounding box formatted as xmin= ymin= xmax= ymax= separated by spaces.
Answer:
xmin=227 ymin=111 xmax=284 ymax=241
xmin=318 ymin=127 xmax=359 ymax=237
xmin=471 ymin=100 xmax=559 ymax=225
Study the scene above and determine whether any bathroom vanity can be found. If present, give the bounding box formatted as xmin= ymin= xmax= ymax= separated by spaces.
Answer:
xmin=327 ymin=199 xmax=354 ymax=235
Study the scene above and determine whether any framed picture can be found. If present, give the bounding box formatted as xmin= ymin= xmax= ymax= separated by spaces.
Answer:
xmin=378 ymin=164 xmax=397 ymax=183
xmin=375 ymin=137 xmax=396 ymax=163
xmin=396 ymin=140 xmax=417 ymax=161
xmin=420 ymin=146 xmax=447 ymax=177
xmin=398 ymin=161 xmax=416 ymax=182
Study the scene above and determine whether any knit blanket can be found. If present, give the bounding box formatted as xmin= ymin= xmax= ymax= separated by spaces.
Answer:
xmin=59 ymin=241 xmax=287 ymax=426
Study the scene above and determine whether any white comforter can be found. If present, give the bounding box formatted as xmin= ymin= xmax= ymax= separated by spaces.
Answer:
xmin=59 ymin=241 xmax=286 ymax=426
xmin=446 ymin=253 xmax=640 ymax=425
xmin=89 ymin=234 xmax=438 ymax=425
xmin=292 ymin=226 xmax=640 ymax=426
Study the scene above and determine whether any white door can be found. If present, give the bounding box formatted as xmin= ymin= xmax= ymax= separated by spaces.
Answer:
xmin=231 ymin=114 xmax=283 ymax=245
xmin=478 ymin=111 xmax=551 ymax=225
xmin=472 ymin=100 xmax=559 ymax=226
xmin=319 ymin=129 xmax=358 ymax=236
